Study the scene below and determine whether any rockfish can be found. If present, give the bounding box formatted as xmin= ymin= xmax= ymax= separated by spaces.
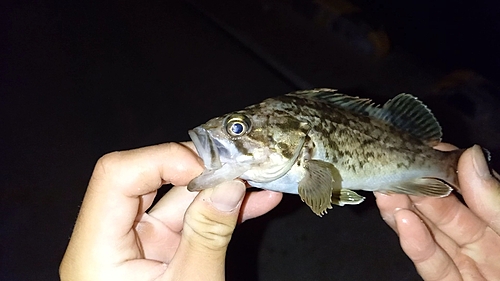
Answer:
xmin=187 ymin=89 xmax=463 ymax=216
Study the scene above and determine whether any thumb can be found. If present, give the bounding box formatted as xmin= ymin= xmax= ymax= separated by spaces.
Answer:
xmin=165 ymin=180 xmax=246 ymax=280
xmin=459 ymin=145 xmax=500 ymax=234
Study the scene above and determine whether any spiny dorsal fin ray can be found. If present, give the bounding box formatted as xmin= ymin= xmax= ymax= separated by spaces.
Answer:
xmin=289 ymin=89 xmax=376 ymax=116
xmin=288 ymin=89 xmax=442 ymax=146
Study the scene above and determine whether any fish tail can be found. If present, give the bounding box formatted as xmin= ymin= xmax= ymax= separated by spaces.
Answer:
xmin=444 ymin=148 xmax=466 ymax=191
xmin=449 ymin=148 xmax=466 ymax=166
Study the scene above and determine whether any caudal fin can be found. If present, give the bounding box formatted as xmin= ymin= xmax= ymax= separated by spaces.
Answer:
xmin=446 ymin=148 xmax=466 ymax=191
xmin=447 ymin=146 xmax=492 ymax=193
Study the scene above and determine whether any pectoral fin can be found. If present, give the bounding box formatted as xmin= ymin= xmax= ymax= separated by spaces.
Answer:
xmin=298 ymin=160 xmax=365 ymax=216
xmin=383 ymin=177 xmax=453 ymax=197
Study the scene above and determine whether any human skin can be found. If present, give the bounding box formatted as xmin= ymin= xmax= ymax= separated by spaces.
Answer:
xmin=59 ymin=142 xmax=283 ymax=281
xmin=376 ymin=144 xmax=500 ymax=280
xmin=60 ymin=141 xmax=500 ymax=280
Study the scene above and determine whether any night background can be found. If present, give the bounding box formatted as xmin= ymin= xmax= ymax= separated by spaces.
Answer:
xmin=1 ymin=0 xmax=500 ymax=280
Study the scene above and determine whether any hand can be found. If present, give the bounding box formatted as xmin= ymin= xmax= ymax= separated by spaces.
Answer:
xmin=59 ymin=142 xmax=283 ymax=281
xmin=376 ymin=144 xmax=500 ymax=280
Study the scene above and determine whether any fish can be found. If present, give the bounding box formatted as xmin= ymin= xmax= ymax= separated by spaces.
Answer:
xmin=187 ymin=88 xmax=464 ymax=216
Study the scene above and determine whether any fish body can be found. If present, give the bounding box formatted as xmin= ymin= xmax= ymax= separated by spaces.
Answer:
xmin=188 ymin=89 xmax=463 ymax=216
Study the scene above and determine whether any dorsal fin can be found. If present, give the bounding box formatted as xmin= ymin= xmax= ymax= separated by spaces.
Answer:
xmin=289 ymin=89 xmax=376 ymax=116
xmin=374 ymin=93 xmax=442 ymax=146
xmin=288 ymin=89 xmax=442 ymax=146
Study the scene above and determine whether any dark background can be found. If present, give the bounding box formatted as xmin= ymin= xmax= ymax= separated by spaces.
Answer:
xmin=1 ymin=0 xmax=500 ymax=280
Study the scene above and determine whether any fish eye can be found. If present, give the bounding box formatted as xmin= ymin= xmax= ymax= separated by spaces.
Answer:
xmin=224 ymin=114 xmax=251 ymax=137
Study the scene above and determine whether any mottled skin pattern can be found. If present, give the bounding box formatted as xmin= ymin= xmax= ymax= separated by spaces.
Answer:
xmin=188 ymin=91 xmax=463 ymax=202
xmin=243 ymin=94 xmax=461 ymax=191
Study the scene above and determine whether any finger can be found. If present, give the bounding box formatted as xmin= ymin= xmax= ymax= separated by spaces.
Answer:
xmin=394 ymin=209 xmax=463 ymax=281
xmin=165 ymin=180 xmax=246 ymax=280
xmin=458 ymin=145 xmax=500 ymax=235
xmin=148 ymin=185 xmax=199 ymax=231
xmin=434 ymin=143 xmax=458 ymax=152
xmin=375 ymin=193 xmax=461 ymax=258
xmin=239 ymin=190 xmax=283 ymax=222
xmin=374 ymin=192 xmax=413 ymax=231
xmin=408 ymin=194 xmax=487 ymax=247
xmin=141 ymin=186 xmax=199 ymax=262
xmin=180 ymin=141 xmax=197 ymax=154
xmin=89 ymin=143 xmax=202 ymax=233
xmin=145 ymin=187 xmax=282 ymax=263
xmin=150 ymin=188 xmax=283 ymax=230
xmin=62 ymin=143 xmax=203 ymax=266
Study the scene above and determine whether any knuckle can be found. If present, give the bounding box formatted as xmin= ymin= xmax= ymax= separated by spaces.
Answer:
xmin=184 ymin=211 xmax=235 ymax=252
xmin=94 ymin=151 xmax=123 ymax=175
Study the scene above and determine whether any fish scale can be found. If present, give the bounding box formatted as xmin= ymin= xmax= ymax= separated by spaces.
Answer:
xmin=187 ymin=88 xmax=464 ymax=216
xmin=273 ymin=94 xmax=433 ymax=174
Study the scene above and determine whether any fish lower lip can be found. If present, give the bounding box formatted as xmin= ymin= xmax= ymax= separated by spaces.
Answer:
xmin=189 ymin=128 xmax=222 ymax=169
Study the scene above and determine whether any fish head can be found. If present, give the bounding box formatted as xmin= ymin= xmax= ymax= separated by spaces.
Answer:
xmin=188 ymin=105 xmax=310 ymax=191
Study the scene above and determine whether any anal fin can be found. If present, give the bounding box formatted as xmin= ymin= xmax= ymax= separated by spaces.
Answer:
xmin=383 ymin=177 xmax=453 ymax=197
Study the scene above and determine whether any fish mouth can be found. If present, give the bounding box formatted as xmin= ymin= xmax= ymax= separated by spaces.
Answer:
xmin=189 ymin=127 xmax=222 ymax=170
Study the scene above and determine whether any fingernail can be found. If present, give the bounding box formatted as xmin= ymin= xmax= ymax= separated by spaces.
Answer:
xmin=373 ymin=192 xmax=389 ymax=198
xmin=471 ymin=145 xmax=492 ymax=180
xmin=210 ymin=180 xmax=246 ymax=212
